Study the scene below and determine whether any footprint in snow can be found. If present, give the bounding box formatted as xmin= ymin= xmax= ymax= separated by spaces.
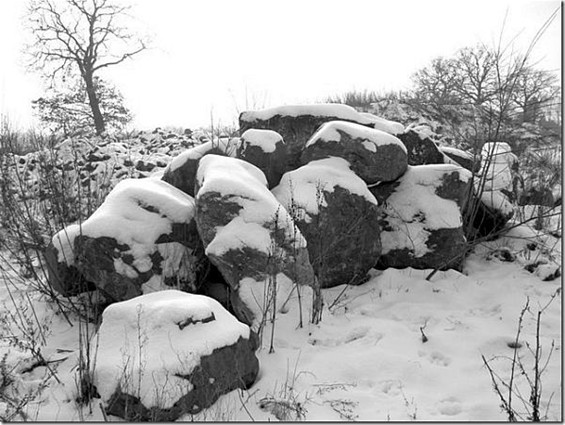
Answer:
xmin=418 ymin=350 xmax=451 ymax=367
xmin=308 ymin=326 xmax=371 ymax=347
xmin=436 ymin=397 xmax=462 ymax=416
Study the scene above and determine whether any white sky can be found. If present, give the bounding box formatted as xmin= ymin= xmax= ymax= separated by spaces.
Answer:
xmin=0 ymin=0 xmax=561 ymax=131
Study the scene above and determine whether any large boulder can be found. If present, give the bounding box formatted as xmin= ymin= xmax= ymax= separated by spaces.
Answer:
xmin=93 ymin=290 xmax=259 ymax=421
xmin=236 ymin=129 xmax=288 ymax=188
xmin=272 ymin=157 xmax=382 ymax=288
xmin=48 ymin=178 xmax=204 ymax=302
xmin=194 ymin=154 xmax=314 ymax=328
xmin=239 ymin=104 xmax=404 ymax=169
xmin=397 ymin=127 xmax=445 ymax=165
xmin=300 ymin=121 xmax=408 ymax=184
xmin=371 ymin=164 xmax=472 ymax=271
xmin=161 ymin=138 xmax=240 ymax=197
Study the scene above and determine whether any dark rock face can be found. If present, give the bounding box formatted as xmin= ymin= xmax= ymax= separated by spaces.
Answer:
xmin=440 ymin=146 xmax=481 ymax=173
xmin=44 ymin=240 xmax=95 ymax=296
xmin=105 ymin=335 xmax=258 ymax=421
xmin=272 ymin=158 xmax=382 ymax=288
xmin=300 ymin=121 xmax=408 ymax=184
xmin=371 ymin=164 xmax=472 ymax=270
xmin=239 ymin=104 xmax=403 ymax=170
xmin=237 ymin=129 xmax=288 ymax=188
xmin=397 ymin=129 xmax=445 ymax=165
xmin=466 ymin=192 xmax=515 ymax=240
xmin=162 ymin=140 xmax=239 ymax=197
xmin=195 ymin=155 xmax=314 ymax=326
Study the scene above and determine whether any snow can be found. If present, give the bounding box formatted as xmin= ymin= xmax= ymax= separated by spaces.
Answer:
xmin=196 ymin=155 xmax=303 ymax=257
xmin=480 ymin=189 xmax=515 ymax=217
xmin=196 ymin=154 xmax=268 ymax=195
xmin=378 ymin=165 xmax=471 ymax=256
xmin=440 ymin=146 xmax=474 ymax=161
xmin=166 ymin=138 xmax=240 ymax=173
xmin=240 ymin=129 xmax=283 ymax=153
xmin=241 ymin=104 xmax=404 ymax=135
xmin=0 ymin=216 xmax=560 ymax=421
xmin=306 ymin=120 xmax=407 ymax=154
xmin=359 ymin=112 xmax=405 ymax=135
xmin=406 ymin=123 xmax=435 ymax=139
xmin=92 ymin=290 xmax=250 ymax=409
xmin=480 ymin=142 xmax=517 ymax=192
xmin=272 ymin=157 xmax=378 ymax=222
xmin=82 ymin=178 xmax=195 ymax=245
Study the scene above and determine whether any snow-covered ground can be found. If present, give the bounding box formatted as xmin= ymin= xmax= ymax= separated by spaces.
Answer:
xmin=0 ymin=212 xmax=561 ymax=421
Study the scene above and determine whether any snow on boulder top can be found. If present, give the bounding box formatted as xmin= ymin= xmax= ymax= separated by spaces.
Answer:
xmin=196 ymin=154 xmax=268 ymax=196
xmin=80 ymin=178 xmax=195 ymax=246
xmin=406 ymin=123 xmax=436 ymax=140
xmin=240 ymin=129 xmax=283 ymax=153
xmin=166 ymin=138 xmax=240 ymax=173
xmin=359 ymin=112 xmax=405 ymax=135
xmin=272 ymin=157 xmax=378 ymax=220
xmin=383 ymin=164 xmax=472 ymax=231
xmin=93 ymin=290 xmax=250 ymax=409
xmin=241 ymin=104 xmax=404 ymax=135
xmin=306 ymin=120 xmax=407 ymax=154
xmin=440 ymin=146 xmax=474 ymax=161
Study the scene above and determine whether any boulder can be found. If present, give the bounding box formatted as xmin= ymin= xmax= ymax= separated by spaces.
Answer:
xmin=236 ymin=129 xmax=288 ymax=188
xmin=49 ymin=178 xmax=204 ymax=302
xmin=239 ymin=104 xmax=404 ymax=169
xmin=300 ymin=121 xmax=408 ymax=184
xmin=371 ymin=164 xmax=472 ymax=270
xmin=397 ymin=128 xmax=445 ymax=165
xmin=272 ymin=157 xmax=382 ymax=288
xmin=93 ymin=290 xmax=259 ymax=421
xmin=194 ymin=155 xmax=315 ymax=328
xmin=161 ymin=138 xmax=240 ymax=197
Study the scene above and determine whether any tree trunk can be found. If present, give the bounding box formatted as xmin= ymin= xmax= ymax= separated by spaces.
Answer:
xmin=83 ymin=70 xmax=106 ymax=136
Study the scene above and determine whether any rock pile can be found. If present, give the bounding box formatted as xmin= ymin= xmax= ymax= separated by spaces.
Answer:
xmin=43 ymin=104 xmax=525 ymax=419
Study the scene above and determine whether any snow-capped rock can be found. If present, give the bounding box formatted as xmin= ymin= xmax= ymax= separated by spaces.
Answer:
xmin=194 ymin=155 xmax=314 ymax=327
xmin=371 ymin=164 xmax=472 ymax=270
xmin=239 ymin=103 xmax=404 ymax=169
xmin=47 ymin=178 xmax=203 ymax=301
xmin=93 ymin=290 xmax=259 ymax=421
xmin=161 ymin=138 xmax=240 ymax=197
xmin=237 ymin=129 xmax=288 ymax=188
xmin=300 ymin=121 xmax=408 ymax=184
xmin=273 ymin=157 xmax=381 ymax=288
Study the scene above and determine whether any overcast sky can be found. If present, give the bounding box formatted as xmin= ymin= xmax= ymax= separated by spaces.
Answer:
xmin=0 ymin=0 xmax=561 ymax=131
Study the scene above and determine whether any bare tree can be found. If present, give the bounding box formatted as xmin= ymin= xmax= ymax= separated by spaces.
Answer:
xmin=25 ymin=0 xmax=147 ymax=136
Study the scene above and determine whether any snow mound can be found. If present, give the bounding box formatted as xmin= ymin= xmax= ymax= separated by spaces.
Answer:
xmin=93 ymin=290 xmax=251 ymax=409
xmin=82 ymin=178 xmax=195 ymax=246
xmin=240 ymin=129 xmax=283 ymax=153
